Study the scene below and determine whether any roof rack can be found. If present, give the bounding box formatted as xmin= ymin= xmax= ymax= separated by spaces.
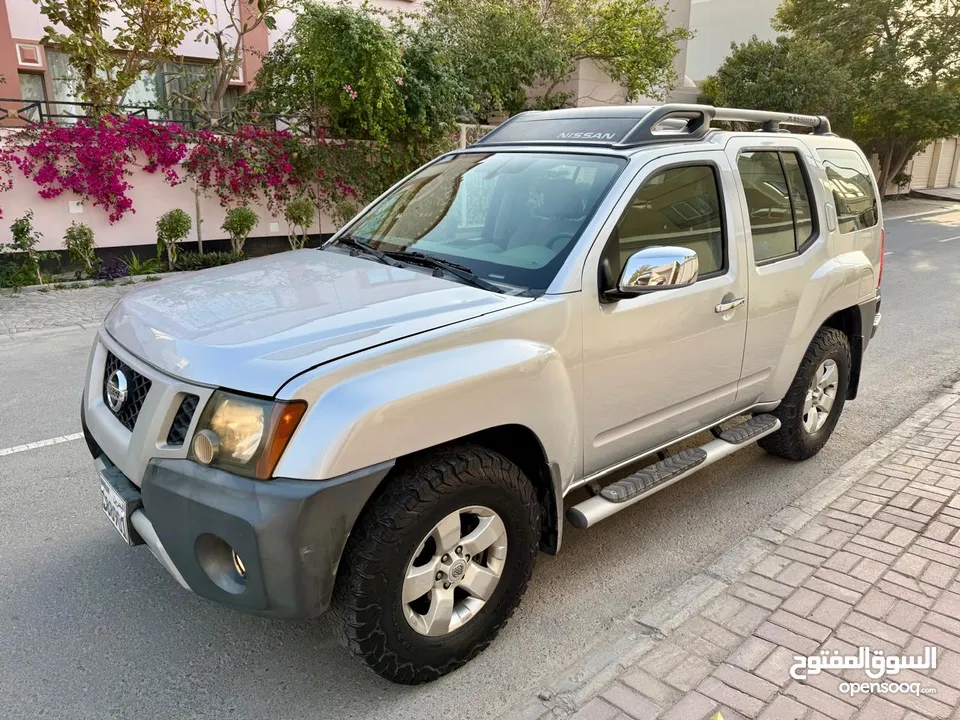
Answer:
xmin=472 ymin=104 xmax=833 ymax=149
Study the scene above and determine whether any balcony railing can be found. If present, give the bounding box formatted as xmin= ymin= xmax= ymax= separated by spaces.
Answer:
xmin=0 ymin=99 xmax=326 ymax=134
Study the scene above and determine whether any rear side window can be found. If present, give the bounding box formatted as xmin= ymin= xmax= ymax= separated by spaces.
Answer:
xmin=737 ymin=150 xmax=816 ymax=263
xmin=818 ymin=149 xmax=879 ymax=233
xmin=614 ymin=165 xmax=725 ymax=276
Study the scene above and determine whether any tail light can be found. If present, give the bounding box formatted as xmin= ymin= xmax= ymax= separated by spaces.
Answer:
xmin=878 ymin=227 xmax=885 ymax=286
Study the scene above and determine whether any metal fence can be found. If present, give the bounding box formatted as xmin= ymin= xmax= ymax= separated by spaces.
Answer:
xmin=0 ymin=98 xmax=497 ymax=146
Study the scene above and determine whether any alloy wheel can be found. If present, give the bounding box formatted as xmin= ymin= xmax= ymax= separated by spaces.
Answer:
xmin=402 ymin=505 xmax=508 ymax=637
xmin=802 ymin=358 xmax=839 ymax=434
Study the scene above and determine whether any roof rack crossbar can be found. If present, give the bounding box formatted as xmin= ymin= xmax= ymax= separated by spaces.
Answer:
xmin=469 ymin=104 xmax=833 ymax=149
xmin=711 ymin=107 xmax=832 ymax=135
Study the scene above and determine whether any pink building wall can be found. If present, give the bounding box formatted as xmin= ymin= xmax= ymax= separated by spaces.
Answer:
xmin=0 ymin=141 xmax=332 ymax=252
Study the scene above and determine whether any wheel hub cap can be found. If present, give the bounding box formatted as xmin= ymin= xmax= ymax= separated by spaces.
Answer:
xmin=401 ymin=505 xmax=508 ymax=637
xmin=803 ymin=358 xmax=838 ymax=434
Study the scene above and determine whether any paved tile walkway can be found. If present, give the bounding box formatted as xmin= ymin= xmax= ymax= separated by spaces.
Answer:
xmin=0 ymin=283 xmax=137 ymax=336
xmin=549 ymin=390 xmax=960 ymax=720
xmin=883 ymin=197 xmax=958 ymax=220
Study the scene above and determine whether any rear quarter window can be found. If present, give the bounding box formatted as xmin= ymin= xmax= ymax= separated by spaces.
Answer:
xmin=816 ymin=148 xmax=879 ymax=233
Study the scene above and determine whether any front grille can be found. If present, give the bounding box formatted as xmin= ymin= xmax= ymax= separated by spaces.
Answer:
xmin=103 ymin=352 xmax=152 ymax=431
xmin=167 ymin=394 xmax=199 ymax=446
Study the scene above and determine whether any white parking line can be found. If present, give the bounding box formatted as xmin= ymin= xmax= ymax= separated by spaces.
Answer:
xmin=938 ymin=235 xmax=960 ymax=243
xmin=0 ymin=433 xmax=83 ymax=457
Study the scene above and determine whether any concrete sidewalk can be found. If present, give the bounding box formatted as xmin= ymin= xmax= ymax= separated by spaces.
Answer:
xmin=524 ymin=383 xmax=960 ymax=720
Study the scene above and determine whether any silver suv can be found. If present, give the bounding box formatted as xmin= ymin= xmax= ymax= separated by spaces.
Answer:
xmin=82 ymin=104 xmax=883 ymax=684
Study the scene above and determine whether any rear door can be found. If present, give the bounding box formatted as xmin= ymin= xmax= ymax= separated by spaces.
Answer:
xmin=728 ymin=137 xmax=833 ymax=407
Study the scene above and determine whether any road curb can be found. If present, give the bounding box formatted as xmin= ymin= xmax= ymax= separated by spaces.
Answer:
xmin=510 ymin=382 xmax=960 ymax=720
xmin=0 ymin=323 xmax=99 ymax=342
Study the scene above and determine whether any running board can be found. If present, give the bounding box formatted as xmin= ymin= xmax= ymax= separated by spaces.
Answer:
xmin=567 ymin=414 xmax=781 ymax=529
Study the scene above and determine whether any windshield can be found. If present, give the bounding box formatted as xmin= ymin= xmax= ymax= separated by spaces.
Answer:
xmin=338 ymin=152 xmax=626 ymax=294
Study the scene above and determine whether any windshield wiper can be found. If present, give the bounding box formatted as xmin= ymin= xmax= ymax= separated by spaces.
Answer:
xmin=383 ymin=250 xmax=505 ymax=294
xmin=329 ymin=237 xmax=403 ymax=267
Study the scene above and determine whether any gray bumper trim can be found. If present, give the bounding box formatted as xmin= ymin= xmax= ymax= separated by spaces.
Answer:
xmin=130 ymin=509 xmax=191 ymax=591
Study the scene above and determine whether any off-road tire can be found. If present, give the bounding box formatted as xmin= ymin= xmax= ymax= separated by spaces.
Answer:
xmin=759 ymin=327 xmax=852 ymax=461
xmin=330 ymin=444 xmax=541 ymax=685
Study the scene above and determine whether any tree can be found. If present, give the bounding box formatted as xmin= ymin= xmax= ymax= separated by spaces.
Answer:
xmin=544 ymin=0 xmax=692 ymax=103
xmin=246 ymin=2 xmax=407 ymax=140
xmin=416 ymin=0 xmax=567 ymax=120
xmin=699 ymin=36 xmax=852 ymax=133
xmin=416 ymin=0 xmax=690 ymax=121
xmin=34 ymin=0 xmax=206 ymax=113
xmin=156 ymin=208 xmax=192 ymax=268
xmin=166 ymin=0 xmax=286 ymax=119
xmin=221 ymin=206 xmax=258 ymax=255
xmin=775 ymin=0 xmax=960 ymax=191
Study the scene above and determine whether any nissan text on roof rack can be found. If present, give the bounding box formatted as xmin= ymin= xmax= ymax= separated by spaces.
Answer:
xmin=82 ymin=104 xmax=883 ymax=683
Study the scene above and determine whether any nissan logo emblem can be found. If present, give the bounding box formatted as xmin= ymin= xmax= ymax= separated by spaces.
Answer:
xmin=106 ymin=369 xmax=128 ymax=412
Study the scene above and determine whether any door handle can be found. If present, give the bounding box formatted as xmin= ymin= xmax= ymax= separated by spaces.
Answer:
xmin=715 ymin=297 xmax=745 ymax=313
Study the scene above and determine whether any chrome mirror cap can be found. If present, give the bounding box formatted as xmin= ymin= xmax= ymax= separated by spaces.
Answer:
xmin=615 ymin=246 xmax=699 ymax=296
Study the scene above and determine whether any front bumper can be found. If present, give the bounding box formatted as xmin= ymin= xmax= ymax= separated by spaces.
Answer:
xmin=92 ymin=447 xmax=392 ymax=620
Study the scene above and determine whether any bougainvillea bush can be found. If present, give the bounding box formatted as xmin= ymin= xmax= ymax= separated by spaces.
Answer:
xmin=0 ymin=116 xmax=452 ymax=227
xmin=4 ymin=116 xmax=189 ymax=223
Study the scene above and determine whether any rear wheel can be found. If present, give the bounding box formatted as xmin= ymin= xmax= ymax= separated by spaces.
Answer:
xmin=759 ymin=327 xmax=851 ymax=461
xmin=330 ymin=445 xmax=540 ymax=684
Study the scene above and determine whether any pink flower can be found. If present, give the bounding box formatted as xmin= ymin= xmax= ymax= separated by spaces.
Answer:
xmin=395 ymin=76 xmax=403 ymax=85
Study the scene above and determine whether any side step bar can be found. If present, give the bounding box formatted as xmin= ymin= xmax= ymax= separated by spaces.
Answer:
xmin=567 ymin=414 xmax=780 ymax=529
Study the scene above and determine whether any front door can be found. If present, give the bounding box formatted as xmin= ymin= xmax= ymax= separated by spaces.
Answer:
xmin=581 ymin=152 xmax=749 ymax=475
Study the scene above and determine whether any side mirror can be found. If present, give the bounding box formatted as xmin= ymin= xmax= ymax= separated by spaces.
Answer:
xmin=609 ymin=246 xmax=699 ymax=299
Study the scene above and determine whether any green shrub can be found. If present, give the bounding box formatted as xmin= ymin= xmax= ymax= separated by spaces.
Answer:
xmin=156 ymin=209 xmax=192 ymax=269
xmin=63 ymin=222 xmax=98 ymax=277
xmin=122 ymin=251 xmax=160 ymax=276
xmin=4 ymin=210 xmax=58 ymax=286
xmin=284 ymin=196 xmax=315 ymax=250
xmin=221 ymin=206 xmax=258 ymax=255
xmin=174 ymin=251 xmax=244 ymax=272
xmin=0 ymin=259 xmax=36 ymax=289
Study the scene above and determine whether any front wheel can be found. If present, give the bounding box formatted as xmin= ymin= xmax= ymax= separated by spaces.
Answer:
xmin=330 ymin=445 xmax=541 ymax=684
xmin=759 ymin=327 xmax=852 ymax=461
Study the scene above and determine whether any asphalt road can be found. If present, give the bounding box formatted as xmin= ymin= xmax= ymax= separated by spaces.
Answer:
xmin=2 ymin=208 xmax=960 ymax=720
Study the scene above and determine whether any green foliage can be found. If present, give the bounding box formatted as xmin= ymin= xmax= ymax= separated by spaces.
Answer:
xmin=122 ymin=251 xmax=160 ymax=275
xmin=173 ymin=251 xmax=244 ymax=271
xmin=392 ymin=17 xmax=468 ymax=142
xmin=699 ymin=36 xmax=853 ymax=134
xmin=3 ymin=210 xmax=58 ymax=286
xmin=221 ymin=206 xmax=259 ymax=255
xmin=550 ymin=0 xmax=692 ymax=102
xmin=416 ymin=0 xmax=566 ymax=120
xmin=35 ymin=0 xmax=205 ymax=111
xmin=775 ymin=0 xmax=960 ymax=191
xmin=62 ymin=221 xmax=98 ymax=277
xmin=248 ymin=2 xmax=407 ymax=141
xmin=284 ymin=196 xmax=315 ymax=250
xmin=416 ymin=0 xmax=689 ymax=121
xmin=156 ymin=209 xmax=192 ymax=269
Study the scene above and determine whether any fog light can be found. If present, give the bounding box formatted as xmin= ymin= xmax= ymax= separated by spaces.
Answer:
xmin=232 ymin=549 xmax=246 ymax=578
xmin=192 ymin=429 xmax=220 ymax=465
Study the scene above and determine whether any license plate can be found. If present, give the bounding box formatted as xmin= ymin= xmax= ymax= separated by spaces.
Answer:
xmin=100 ymin=473 xmax=132 ymax=544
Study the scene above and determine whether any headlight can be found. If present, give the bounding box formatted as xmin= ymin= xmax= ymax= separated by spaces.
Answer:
xmin=190 ymin=390 xmax=307 ymax=480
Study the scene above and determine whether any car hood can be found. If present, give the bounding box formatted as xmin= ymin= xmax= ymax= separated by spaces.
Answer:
xmin=105 ymin=249 xmax=532 ymax=396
